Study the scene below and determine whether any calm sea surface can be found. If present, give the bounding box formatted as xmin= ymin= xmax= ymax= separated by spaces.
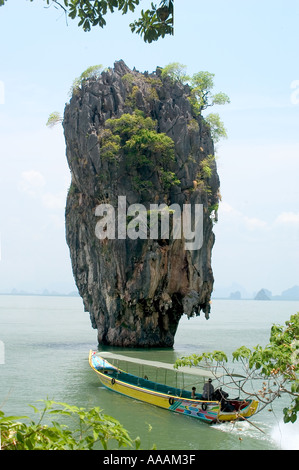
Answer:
xmin=0 ymin=295 xmax=299 ymax=451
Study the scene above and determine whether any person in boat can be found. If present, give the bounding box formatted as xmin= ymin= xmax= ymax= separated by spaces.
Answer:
xmin=202 ymin=378 xmax=215 ymax=400
xmin=191 ymin=387 xmax=197 ymax=399
xmin=213 ymin=388 xmax=235 ymax=412
xmin=213 ymin=387 xmax=228 ymax=402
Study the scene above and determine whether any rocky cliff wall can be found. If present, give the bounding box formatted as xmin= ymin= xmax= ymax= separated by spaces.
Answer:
xmin=63 ymin=60 xmax=220 ymax=347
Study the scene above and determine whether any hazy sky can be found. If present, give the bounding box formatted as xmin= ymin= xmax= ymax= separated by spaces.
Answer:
xmin=0 ymin=0 xmax=298 ymax=297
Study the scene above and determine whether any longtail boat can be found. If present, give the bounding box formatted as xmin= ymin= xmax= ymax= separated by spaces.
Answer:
xmin=89 ymin=350 xmax=259 ymax=425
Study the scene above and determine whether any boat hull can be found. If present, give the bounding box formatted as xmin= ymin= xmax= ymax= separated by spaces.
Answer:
xmin=89 ymin=351 xmax=258 ymax=424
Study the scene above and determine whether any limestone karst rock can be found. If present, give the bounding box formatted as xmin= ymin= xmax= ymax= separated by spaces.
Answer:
xmin=255 ymin=289 xmax=272 ymax=301
xmin=63 ymin=60 xmax=220 ymax=347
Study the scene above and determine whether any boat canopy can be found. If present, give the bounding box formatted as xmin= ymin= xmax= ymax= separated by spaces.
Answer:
xmin=97 ymin=351 xmax=223 ymax=379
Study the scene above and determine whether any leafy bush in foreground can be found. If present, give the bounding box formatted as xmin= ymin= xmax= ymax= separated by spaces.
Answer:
xmin=0 ymin=400 xmax=140 ymax=450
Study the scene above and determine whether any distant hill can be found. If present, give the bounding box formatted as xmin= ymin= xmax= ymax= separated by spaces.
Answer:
xmin=255 ymin=289 xmax=272 ymax=300
xmin=0 ymin=289 xmax=79 ymax=297
xmin=255 ymin=285 xmax=299 ymax=301
xmin=229 ymin=291 xmax=241 ymax=300
xmin=276 ymin=285 xmax=299 ymax=301
xmin=213 ymin=284 xmax=299 ymax=300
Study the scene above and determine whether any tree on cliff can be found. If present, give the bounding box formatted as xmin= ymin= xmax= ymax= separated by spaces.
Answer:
xmin=0 ymin=0 xmax=174 ymax=43
xmin=175 ymin=312 xmax=299 ymax=424
xmin=162 ymin=63 xmax=230 ymax=143
xmin=48 ymin=62 xmax=230 ymax=146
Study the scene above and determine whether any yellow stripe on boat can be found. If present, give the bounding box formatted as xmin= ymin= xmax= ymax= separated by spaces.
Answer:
xmin=88 ymin=350 xmax=258 ymax=424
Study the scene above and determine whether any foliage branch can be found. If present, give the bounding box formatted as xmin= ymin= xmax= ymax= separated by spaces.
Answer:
xmin=99 ymin=110 xmax=179 ymax=192
xmin=0 ymin=400 xmax=141 ymax=450
xmin=0 ymin=0 xmax=174 ymax=43
xmin=162 ymin=63 xmax=230 ymax=143
xmin=174 ymin=312 xmax=299 ymax=423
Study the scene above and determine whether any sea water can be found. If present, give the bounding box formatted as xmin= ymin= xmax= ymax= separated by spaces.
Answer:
xmin=0 ymin=295 xmax=299 ymax=450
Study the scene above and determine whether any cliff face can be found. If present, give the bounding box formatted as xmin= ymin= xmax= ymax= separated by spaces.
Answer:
xmin=63 ymin=60 xmax=220 ymax=347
